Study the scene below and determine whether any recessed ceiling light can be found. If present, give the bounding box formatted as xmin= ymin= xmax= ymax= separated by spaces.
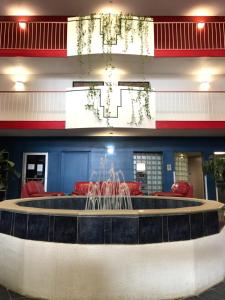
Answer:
xmin=97 ymin=3 xmax=125 ymax=14
xmin=96 ymin=67 xmax=126 ymax=81
xmin=187 ymin=6 xmax=217 ymax=16
xmin=7 ymin=5 xmax=35 ymax=16
xmin=4 ymin=66 xmax=31 ymax=82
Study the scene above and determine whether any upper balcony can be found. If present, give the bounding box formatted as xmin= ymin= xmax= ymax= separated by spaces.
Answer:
xmin=0 ymin=90 xmax=225 ymax=135
xmin=0 ymin=16 xmax=225 ymax=57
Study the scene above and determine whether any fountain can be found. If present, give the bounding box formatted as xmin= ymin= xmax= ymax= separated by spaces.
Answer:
xmin=85 ymin=158 xmax=133 ymax=210
xmin=0 ymin=158 xmax=224 ymax=299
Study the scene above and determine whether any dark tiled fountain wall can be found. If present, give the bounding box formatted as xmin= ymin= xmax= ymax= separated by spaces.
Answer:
xmin=17 ymin=197 xmax=202 ymax=210
xmin=0 ymin=211 xmax=223 ymax=244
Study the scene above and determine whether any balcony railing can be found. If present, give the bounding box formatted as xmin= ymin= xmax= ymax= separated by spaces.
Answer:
xmin=154 ymin=22 xmax=225 ymax=51
xmin=0 ymin=20 xmax=224 ymax=56
xmin=0 ymin=21 xmax=67 ymax=56
xmin=0 ymin=91 xmax=225 ymax=130
xmin=156 ymin=91 xmax=225 ymax=121
xmin=0 ymin=91 xmax=65 ymax=121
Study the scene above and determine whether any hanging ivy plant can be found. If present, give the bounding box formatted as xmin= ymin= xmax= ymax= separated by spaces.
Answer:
xmin=77 ymin=17 xmax=86 ymax=55
xmin=128 ymin=86 xmax=152 ymax=126
xmin=87 ymin=13 xmax=96 ymax=54
xmin=75 ymin=13 xmax=151 ymax=56
xmin=75 ymin=13 xmax=153 ymax=127
xmin=85 ymin=85 xmax=101 ymax=121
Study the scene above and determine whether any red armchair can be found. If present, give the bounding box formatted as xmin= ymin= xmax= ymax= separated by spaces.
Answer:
xmin=150 ymin=181 xmax=193 ymax=198
xmin=72 ymin=181 xmax=144 ymax=196
xmin=21 ymin=180 xmax=65 ymax=198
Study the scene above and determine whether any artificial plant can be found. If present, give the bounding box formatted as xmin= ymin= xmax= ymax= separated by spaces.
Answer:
xmin=0 ymin=149 xmax=20 ymax=190
xmin=203 ymin=156 xmax=225 ymax=190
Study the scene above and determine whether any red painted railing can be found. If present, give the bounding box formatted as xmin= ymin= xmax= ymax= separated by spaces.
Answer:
xmin=154 ymin=22 xmax=225 ymax=50
xmin=0 ymin=21 xmax=67 ymax=56
xmin=0 ymin=20 xmax=224 ymax=57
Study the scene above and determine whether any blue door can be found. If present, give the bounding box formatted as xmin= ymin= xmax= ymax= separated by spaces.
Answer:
xmin=61 ymin=151 xmax=89 ymax=194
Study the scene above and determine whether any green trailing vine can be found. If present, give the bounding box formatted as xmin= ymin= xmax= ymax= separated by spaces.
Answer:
xmin=75 ymin=13 xmax=151 ymax=56
xmin=75 ymin=13 xmax=152 ymax=127
xmin=87 ymin=13 xmax=95 ymax=54
xmin=123 ymin=14 xmax=133 ymax=52
xmin=85 ymin=85 xmax=101 ymax=121
xmin=77 ymin=18 xmax=86 ymax=55
xmin=128 ymin=86 xmax=152 ymax=126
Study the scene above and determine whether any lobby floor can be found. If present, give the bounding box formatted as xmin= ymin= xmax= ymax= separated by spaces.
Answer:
xmin=1 ymin=280 xmax=225 ymax=300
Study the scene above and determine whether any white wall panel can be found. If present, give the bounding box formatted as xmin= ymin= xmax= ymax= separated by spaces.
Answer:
xmin=0 ymin=91 xmax=225 ymax=123
xmin=0 ymin=92 xmax=65 ymax=121
xmin=66 ymin=88 xmax=156 ymax=129
xmin=156 ymin=92 xmax=225 ymax=121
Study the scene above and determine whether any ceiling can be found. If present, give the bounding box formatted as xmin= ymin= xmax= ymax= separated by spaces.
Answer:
xmin=0 ymin=0 xmax=225 ymax=137
xmin=1 ymin=0 xmax=225 ymax=16
xmin=1 ymin=56 xmax=225 ymax=77
xmin=1 ymin=0 xmax=225 ymax=88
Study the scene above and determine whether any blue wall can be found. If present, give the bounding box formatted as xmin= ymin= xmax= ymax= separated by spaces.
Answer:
xmin=2 ymin=136 xmax=225 ymax=200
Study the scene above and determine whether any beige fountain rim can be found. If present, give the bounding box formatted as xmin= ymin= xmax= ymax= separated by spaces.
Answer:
xmin=0 ymin=196 xmax=224 ymax=216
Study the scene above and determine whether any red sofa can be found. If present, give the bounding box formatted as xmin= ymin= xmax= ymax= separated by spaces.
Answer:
xmin=21 ymin=180 xmax=65 ymax=198
xmin=72 ymin=181 xmax=144 ymax=196
xmin=150 ymin=181 xmax=193 ymax=198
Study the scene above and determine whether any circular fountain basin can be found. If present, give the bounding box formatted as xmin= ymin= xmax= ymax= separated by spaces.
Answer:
xmin=0 ymin=196 xmax=224 ymax=300
xmin=0 ymin=196 xmax=223 ymax=244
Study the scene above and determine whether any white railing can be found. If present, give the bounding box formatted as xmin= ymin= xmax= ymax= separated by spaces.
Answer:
xmin=0 ymin=91 xmax=225 ymax=123
xmin=156 ymin=91 xmax=225 ymax=120
xmin=0 ymin=92 xmax=65 ymax=120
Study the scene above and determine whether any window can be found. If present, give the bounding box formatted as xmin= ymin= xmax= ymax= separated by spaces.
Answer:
xmin=133 ymin=152 xmax=163 ymax=194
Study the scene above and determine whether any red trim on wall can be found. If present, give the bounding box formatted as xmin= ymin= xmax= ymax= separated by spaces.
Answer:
xmin=156 ymin=121 xmax=225 ymax=129
xmin=0 ymin=49 xmax=67 ymax=57
xmin=0 ymin=121 xmax=65 ymax=129
xmin=1 ymin=121 xmax=225 ymax=130
xmin=155 ymin=50 xmax=225 ymax=57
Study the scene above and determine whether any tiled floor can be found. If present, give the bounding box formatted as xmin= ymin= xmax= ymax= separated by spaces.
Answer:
xmin=0 ymin=285 xmax=39 ymax=300
xmin=1 ymin=280 xmax=225 ymax=299
xmin=185 ymin=280 xmax=225 ymax=299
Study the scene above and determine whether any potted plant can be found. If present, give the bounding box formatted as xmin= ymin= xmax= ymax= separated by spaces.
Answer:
xmin=0 ymin=148 xmax=20 ymax=192
xmin=203 ymin=155 xmax=225 ymax=191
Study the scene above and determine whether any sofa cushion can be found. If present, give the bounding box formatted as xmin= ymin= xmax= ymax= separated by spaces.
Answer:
xmin=73 ymin=181 xmax=143 ymax=196
xmin=26 ymin=181 xmax=44 ymax=195
xmin=74 ymin=182 xmax=91 ymax=195
xmin=171 ymin=182 xmax=190 ymax=195
xmin=151 ymin=191 xmax=183 ymax=197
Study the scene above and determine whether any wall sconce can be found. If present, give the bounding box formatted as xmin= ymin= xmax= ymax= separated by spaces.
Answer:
xmin=106 ymin=145 xmax=114 ymax=155
xmin=200 ymin=81 xmax=210 ymax=91
xmin=15 ymin=81 xmax=25 ymax=91
xmin=197 ymin=22 xmax=205 ymax=30
xmin=19 ymin=22 xmax=27 ymax=30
